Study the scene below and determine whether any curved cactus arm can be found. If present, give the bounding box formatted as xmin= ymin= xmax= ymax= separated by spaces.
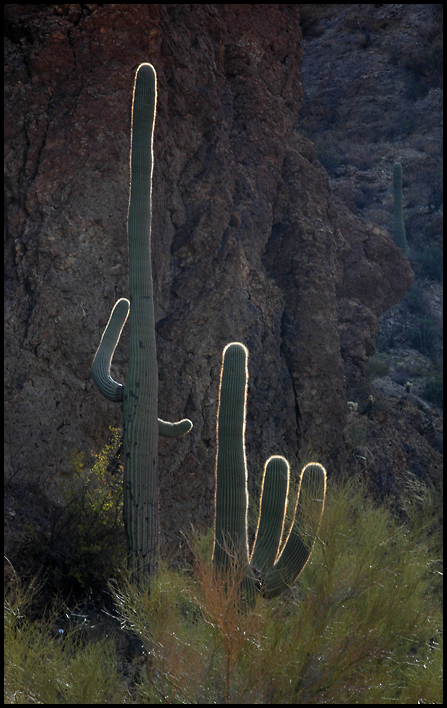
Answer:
xmin=93 ymin=296 xmax=192 ymax=432
xmin=213 ymin=342 xmax=251 ymax=571
xmin=262 ymin=462 xmax=326 ymax=599
xmin=159 ymin=418 xmax=193 ymax=437
xmin=250 ymin=455 xmax=289 ymax=575
xmin=93 ymin=298 xmax=130 ymax=402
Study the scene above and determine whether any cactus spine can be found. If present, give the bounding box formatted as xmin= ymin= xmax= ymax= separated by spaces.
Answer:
xmin=92 ymin=64 xmax=192 ymax=579
xmin=393 ymin=162 xmax=408 ymax=255
xmin=213 ymin=342 xmax=326 ymax=600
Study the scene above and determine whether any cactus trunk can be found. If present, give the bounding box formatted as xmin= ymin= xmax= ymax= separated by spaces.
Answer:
xmin=393 ymin=162 xmax=408 ymax=255
xmin=123 ymin=63 xmax=159 ymax=578
xmin=92 ymin=64 xmax=192 ymax=581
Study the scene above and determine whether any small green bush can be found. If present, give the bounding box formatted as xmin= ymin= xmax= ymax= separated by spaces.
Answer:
xmin=12 ymin=428 xmax=127 ymax=600
xmin=59 ymin=427 xmax=126 ymax=591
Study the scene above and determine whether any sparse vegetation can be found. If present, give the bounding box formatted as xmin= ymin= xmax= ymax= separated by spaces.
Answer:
xmin=421 ymin=375 xmax=443 ymax=409
xmin=390 ymin=11 xmax=443 ymax=99
xmin=392 ymin=361 xmax=414 ymax=387
xmin=414 ymin=245 xmax=444 ymax=283
xmin=5 ymin=473 xmax=442 ymax=703
xmin=408 ymin=316 xmax=439 ymax=357
xmin=5 ymin=574 xmax=125 ymax=704
xmin=367 ymin=353 xmax=390 ymax=379
xmin=404 ymin=284 xmax=430 ymax=315
xmin=316 ymin=142 xmax=345 ymax=172
xmin=5 ymin=428 xmax=126 ymax=603
xmin=59 ymin=427 xmax=126 ymax=591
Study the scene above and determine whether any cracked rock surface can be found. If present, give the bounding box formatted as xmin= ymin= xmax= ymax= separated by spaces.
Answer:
xmin=5 ymin=5 xmax=426 ymax=555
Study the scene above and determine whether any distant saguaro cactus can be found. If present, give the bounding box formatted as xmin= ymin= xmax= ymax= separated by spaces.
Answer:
xmin=92 ymin=64 xmax=192 ymax=580
xmin=393 ymin=162 xmax=408 ymax=255
xmin=213 ymin=342 xmax=326 ymax=601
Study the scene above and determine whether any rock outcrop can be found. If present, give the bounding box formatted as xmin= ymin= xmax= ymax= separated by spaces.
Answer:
xmin=5 ymin=5 xmax=415 ymax=553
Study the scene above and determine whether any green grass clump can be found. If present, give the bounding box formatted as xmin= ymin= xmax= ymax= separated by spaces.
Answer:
xmin=5 ymin=473 xmax=442 ymax=703
xmin=4 ymin=575 xmax=125 ymax=704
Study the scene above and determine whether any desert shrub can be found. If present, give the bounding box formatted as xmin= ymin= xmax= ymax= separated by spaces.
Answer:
xmin=392 ymin=362 xmax=413 ymax=386
xmin=5 ymin=473 xmax=442 ymax=703
xmin=421 ymin=375 xmax=443 ymax=408
xmin=354 ymin=184 xmax=376 ymax=211
xmin=390 ymin=16 xmax=443 ymax=98
xmin=5 ymin=574 xmax=125 ymax=704
xmin=367 ymin=353 xmax=390 ymax=379
xmin=415 ymin=245 xmax=443 ymax=283
xmin=58 ymin=427 xmax=126 ymax=591
xmin=298 ymin=4 xmax=327 ymax=37
xmin=408 ymin=317 xmax=439 ymax=356
xmin=316 ymin=144 xmax=344 ymax=171
xmin=8 ymin=428 xmax=127 ymax=602
xmin=405 ymin=284 xmax=430 ymax=315
xmin=110 ymin=475 xmax=443 ymax=704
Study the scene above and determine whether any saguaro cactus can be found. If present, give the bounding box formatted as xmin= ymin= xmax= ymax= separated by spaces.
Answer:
xmin=93 ymin=64 xmax=192 ymax=579
xmin=393 ymin=162 xmax=408 ymax=255
xmin=213 ymin=343 xmax=326 ymax=600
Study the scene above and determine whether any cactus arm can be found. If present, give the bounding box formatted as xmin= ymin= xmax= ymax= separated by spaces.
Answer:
xmin=213 ymin=342 xmax=251 ymax=570
xmin=92 ymin=296 xmax=192 ymax=434
xmin=93 ymin=298 xmax=192 ymax=438
xmin=92 ymin=298 xmax=130 ymax=402
xmin=158 ymin=418 xmax=193 ymax=437
xmin=262 ymin=462 xmax=326 ymax=599
xmin=250 ymin=456 xmax=289 ymax=574
xmin=393 ymin=162 xmax=408 ymax=255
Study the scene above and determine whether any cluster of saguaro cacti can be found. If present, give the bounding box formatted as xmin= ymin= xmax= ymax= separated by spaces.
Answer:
xmin=393 ymin=162 xmax=408 ymax=255
xmin=93 ymin=64 xmax=326 ymax=594
xmin=92 ymin=64 xmax=192 ymax=579
xmin=213 ymin=343 xmax=327 ymax=600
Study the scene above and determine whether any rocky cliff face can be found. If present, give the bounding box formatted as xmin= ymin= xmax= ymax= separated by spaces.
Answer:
xmin=297 ymin=4 xmax=443 ymax=498
xmin=5 ymin=4 xmax=418 ymax=554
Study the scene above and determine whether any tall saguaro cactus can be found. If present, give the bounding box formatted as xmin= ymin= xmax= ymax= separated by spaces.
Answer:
xmin=93 ymin=64 xmax=192 ymax=579
xmin=213 ymin=343 xmax=326 ymax=600
xmin=393 ymin=162 xmax=408 ymax=255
